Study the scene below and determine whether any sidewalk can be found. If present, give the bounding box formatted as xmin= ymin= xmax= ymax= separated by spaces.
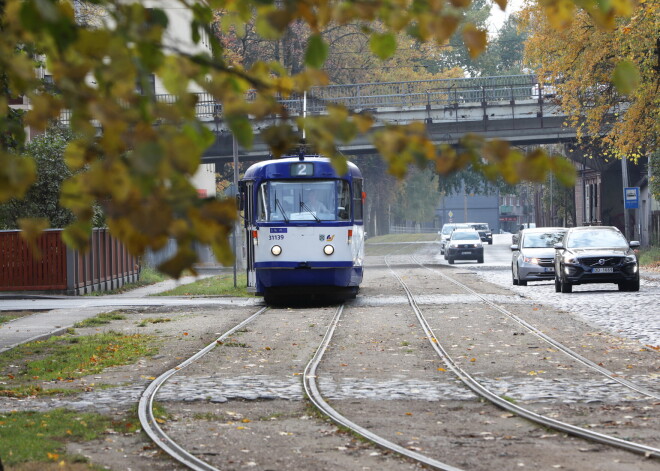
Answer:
xmin=0 ymin=273 xmax=251 ymax=353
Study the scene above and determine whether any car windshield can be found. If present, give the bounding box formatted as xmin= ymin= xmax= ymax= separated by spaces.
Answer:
xmin=523 ymin=231 xmax=566 ymax=248
xmin=566 ymin=229 xmax=629 ymax=248
xmin=471 ymin=224 xmax=488 ymax=231
xmin=441 ymin=225 xmax=455 ymax=235
xmin=452 ymin=231 xmax=480 ymax=240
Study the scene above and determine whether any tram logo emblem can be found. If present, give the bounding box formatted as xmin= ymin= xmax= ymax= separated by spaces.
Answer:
xmin=320 ymin=234 xmax=335 ymax=241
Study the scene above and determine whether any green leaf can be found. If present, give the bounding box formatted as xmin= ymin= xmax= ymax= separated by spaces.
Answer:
xmin=612 ymin=60 xmax=640 ymax=95
xmin=304 ymin=34 xmax=328 ymax=69
xmin=369 ymin=33 xmax=397 ymax=60
xmin=227 ymin=116 xmax=254 ymax=149
xmin=0 ymin=152 xmax=36 ymax=202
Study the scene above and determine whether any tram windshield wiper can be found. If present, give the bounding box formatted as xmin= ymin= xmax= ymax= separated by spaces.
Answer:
xmin=300 ymin=201 xmax=321 ymax=222
xmin=275 ymin=198 xmax=289 ymax=223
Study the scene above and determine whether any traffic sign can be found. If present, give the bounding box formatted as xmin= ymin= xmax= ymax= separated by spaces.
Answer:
xmin=624 ymin=187 xmax=639 ymax=209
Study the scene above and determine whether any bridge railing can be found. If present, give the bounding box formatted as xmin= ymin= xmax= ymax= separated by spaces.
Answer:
xmin=58 ymin=75 xmax=548 ymax=124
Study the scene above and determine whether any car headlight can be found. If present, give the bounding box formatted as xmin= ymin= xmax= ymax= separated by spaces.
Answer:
xmin=563 ymin=255 xmax=576 ymax=264
xmin=323 ymin=245 xmax=334 ymax=255
xmin=624 ymin=255 xmax=636 ymax=263
xmin=271 ymin=245 xmax=282 ymax=256
xmin=523 ymin=257 xmax=539 ymax=264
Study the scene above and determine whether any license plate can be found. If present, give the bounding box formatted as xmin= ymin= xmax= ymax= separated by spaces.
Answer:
xmin=544 ymin=267 xmax=554 ymax=273
xmin=593 ymin=267 xmax=613 ymax=273
xmin=461 ymin=251 xmax=472 ymax=255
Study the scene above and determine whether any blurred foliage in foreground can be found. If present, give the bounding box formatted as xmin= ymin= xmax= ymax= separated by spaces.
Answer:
xmin=1 ymin=0 xmax=643 ymax=276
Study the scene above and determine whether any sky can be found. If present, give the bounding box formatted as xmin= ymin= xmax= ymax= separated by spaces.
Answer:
xmin=487 ymin=0 xmax=526 ymax=34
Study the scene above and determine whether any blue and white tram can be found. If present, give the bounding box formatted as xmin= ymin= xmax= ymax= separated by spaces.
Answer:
xmin=239 ymin=155 xmax=365 ymax=303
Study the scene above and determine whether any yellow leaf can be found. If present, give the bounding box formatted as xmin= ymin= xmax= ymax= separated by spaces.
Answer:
xmin=18 ymin=218 xmax=50 ymax=261
xmin=493 ymin=0 xmax=507 ymax=10
xmin=462 ymin=25 xmax=487 ymax=59
xmin=0 ymin=152 xmax=36 ymax=202
xmin=437 ymin=367 xmax=446 ymax=372
xmin=542 ymin=0 xmax=575 ymax=30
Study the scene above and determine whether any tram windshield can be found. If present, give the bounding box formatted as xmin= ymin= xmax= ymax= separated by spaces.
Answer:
xmin=257 ymin=180 xmax=351 ymax=222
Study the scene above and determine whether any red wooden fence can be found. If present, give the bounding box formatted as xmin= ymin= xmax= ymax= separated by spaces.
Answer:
xmin=0 ymin=229 xmax=139 ymax=295
xmin=0 ymin=230 xmax=67 ymax=291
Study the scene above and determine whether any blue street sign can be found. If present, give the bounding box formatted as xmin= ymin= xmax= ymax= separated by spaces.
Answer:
xmin=624 ymin=187 xmax=639 ymax=209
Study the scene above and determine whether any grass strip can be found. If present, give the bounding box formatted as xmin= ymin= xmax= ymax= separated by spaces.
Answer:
xmin=152 ymin=274 xmax=249 ymax=297
xmin=366 ymin=233 xmax=439 ymax=243
xmin=0 ymin=312 xmax=30 ymax=325
xmin=0 ymin=332 xmax=156 ymax=397
xmin=73 ymin=311 xmax=127 ymax=328
xmin=86 ymin=266 xmax=168 ymax=296
xmin=638 ymin=246 xmax=660 ymax=268
xmin=0 ymin=409 xmax=139 ymax=467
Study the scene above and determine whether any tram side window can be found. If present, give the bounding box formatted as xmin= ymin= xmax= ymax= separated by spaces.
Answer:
xmin=352 ymin=179 xmax=363 ymax=221
xmin=337 ymin=181 xmax=351 ymax=221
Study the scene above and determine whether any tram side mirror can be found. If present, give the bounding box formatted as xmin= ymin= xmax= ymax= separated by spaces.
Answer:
xmin=554 ymin=243 xmax=565 ymax=250
xmin=629 ymin=241 xmax=640 ymax=249
xmin=510 ymin=244 xmax=519 ymax=251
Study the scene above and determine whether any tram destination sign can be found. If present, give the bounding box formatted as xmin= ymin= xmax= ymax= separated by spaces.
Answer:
xmin=291 ymin=162 xmax=314 ymax=176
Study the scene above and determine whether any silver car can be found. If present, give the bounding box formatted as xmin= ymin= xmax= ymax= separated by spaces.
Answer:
xmin=438 ymin=223 xmax=470 ymax=254
xmin=511 ymin=227 xmax=566 ymax=286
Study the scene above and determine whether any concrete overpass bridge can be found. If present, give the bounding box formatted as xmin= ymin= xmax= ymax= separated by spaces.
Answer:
xmin=194 ymin=74 xmax=580 ymax=164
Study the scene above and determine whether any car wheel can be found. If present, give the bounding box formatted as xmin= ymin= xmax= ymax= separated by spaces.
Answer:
xmin=488 ymin=240 xmax=493 ymax=245
xmin=560 ymin=277 xmax=572 ymax=293
xmin=629 ymin=277 xmax=640 ymax=292
xmin=512 ymin=268 xmax=519 ymax=285
xmin=554 ymin=276 xmax=561 ymax=292
xmin=448 ymin=257 xmax=455 ymax=264
xmin=477 ymin=256 xmax=484 ymax=263
xmin=519 ymin=279 xmax=527 ymax=286
xmin=619 ymin=277 xmax=640 ymax=292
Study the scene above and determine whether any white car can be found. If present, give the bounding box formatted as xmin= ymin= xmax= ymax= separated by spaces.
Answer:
xmin=445 ymin=229 xmax=484 ymax=264
xmin=438 ymin=223 xmax=470 ymax=254
xmin=511 ymin=227 xmax=566 ymax=286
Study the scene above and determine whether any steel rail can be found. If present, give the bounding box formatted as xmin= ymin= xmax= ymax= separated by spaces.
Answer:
xmin=412 ymin=255 xmax=660 ymax=401
xmin=303 ymin=304 xmax=465 ymax=471
xmin=138 ymin=307 xmax=269 ymax=471
xmin=385 ymin=258 xmax=660 ymax=459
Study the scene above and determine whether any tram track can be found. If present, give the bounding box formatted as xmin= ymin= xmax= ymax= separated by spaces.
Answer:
xmin=303 ymin=305 xmax=464 ymax=471
xmin=411 ymin=254 xmax=660 ymax=401
xmin=382 ymin=253 xmax=660 ymax=459
xmin=138 ymin=307 xmax=269 ymax=471
xmin=137 ymin=244 xmax=657 ymax=470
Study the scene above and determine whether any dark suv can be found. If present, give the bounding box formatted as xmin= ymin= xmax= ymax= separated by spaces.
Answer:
xmin=554 ymin=226 xmax=640 ymax=293
xmin=468 ymin=223 xmax=493 ymax=245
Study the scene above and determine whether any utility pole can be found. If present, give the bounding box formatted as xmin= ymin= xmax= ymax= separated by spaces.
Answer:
xmin=463 ymin=183 xmax=468 ymax=222
xmin=622 ymin=155 xmax=630 ymax=239
xmin=232 ymin=134 xmax=239 ymax=288
xmin=550 ymin=173 xmax=554 ymax=226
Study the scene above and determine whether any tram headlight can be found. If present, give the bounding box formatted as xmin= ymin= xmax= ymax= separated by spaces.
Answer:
xmin=323 ymin=245 xmax=334 ymax=255
xmin=271 ymin=245 xmax=282 ymax=256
